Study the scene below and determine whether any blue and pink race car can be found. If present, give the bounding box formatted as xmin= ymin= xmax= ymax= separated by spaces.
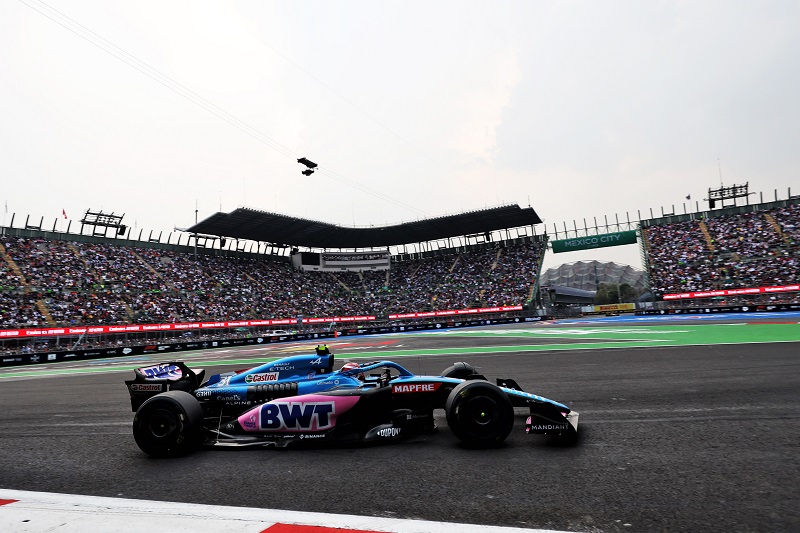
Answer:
xmin=125 ymin=345 xmax=579 ymax=457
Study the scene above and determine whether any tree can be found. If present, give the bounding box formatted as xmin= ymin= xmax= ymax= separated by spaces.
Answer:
xmin=594 ymin=283 xmax=619 ymax=305
xmin=619 ymin=283 xmax=639 ymax=303
xmin=594 ymin=283 xmax=641 ymax=305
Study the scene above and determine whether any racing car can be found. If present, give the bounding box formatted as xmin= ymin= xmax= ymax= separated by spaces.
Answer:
xmin=125 ymin=345 xmax=579 ymax=457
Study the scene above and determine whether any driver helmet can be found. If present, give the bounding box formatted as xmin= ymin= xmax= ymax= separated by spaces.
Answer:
xmin=340 ymin=361 xmax=364 ymax=381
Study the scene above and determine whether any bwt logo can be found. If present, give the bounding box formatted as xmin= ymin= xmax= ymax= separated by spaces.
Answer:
xmin=260 ymin=402 xmax=335 ymax=430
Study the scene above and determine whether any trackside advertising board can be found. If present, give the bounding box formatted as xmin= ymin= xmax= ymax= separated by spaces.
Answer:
xmin=551 ymin=230 xmax=637 ymax=253
xmin=0 ymin=315 xmax=546 ymax=367
xmin=0 ymin=306 xmax=523 ymax=340
xmin=594 ymin=303 xmax=636 ymax=313
xmin=662 ymin=284 xmax=800 ymax=300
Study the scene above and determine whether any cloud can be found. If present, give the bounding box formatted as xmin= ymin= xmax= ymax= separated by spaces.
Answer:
xmin=1 ymin=0 xmax=797 ymax=266
xmin=445 ymin=48 xmax=521 ymax=165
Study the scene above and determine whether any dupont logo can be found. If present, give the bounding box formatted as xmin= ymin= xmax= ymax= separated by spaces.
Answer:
xmin=245 ymin=372 xmax=280 ymax=383
xmin=130 ymin=384 xmax=163 ymax=392
xmin=392 ymin=383 xmax=441 ymax=394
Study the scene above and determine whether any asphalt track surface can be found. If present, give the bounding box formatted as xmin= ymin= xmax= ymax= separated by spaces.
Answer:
xmin=1 ymin=317 xmax=799 ymax=533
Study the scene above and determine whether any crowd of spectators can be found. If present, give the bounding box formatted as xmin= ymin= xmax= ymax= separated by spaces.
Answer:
xmin=0 ymin=235 xmax=546 ymax=329
xmin=3 ymin=199 xmax=797 ymax=332
xmin=0 ymin=291 xmax=44 ymax=328
xmin=644 ymin=202 xmax=799 ymax=296
xmin=645 ymin=220 xmax=715 ymax=293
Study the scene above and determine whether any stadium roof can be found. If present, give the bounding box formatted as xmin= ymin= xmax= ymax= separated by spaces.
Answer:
xmin=186 ymin=205 xmax=542 ymax=249
xmin=546 ymin=285 xmax=597 ymax=298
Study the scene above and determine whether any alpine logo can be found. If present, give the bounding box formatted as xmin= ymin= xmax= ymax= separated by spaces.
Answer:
xmin=260 ymin=402 xmax=335 ymax=431
xmin=245 ymin=372 xmax=279 ymax=383
xmin=392 ymin=383 xmax=441 ymax=394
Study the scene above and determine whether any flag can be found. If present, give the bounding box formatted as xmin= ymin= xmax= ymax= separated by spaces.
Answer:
xmin=62 ymin=209 xmax=67 ymax=219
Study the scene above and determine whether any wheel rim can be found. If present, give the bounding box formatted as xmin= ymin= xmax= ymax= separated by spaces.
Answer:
xmin=145 ymin=408 xmax=179 ymax=441
xmin=460 ymin=396 xmax=500 ymax=433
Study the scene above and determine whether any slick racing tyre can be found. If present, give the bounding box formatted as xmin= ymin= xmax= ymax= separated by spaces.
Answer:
xmin=445 ymin=380 xmax=514 ymax=448
xmin=440 ymin=362 xmax=482 ymax=379
xmin=133 ymin=391 xmax=203 ymax=458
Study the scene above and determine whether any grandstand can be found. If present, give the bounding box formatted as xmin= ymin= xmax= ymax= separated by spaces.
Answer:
xmin=0 ymin=205 xmax=548 ymax=357
xmin=641 ymin=197 xmax=799 ymax=311
xmin=2 ymin=190 xmax=799 ymax=359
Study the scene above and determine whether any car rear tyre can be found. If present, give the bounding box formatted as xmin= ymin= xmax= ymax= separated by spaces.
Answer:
xmin=133 ymin=391 xmax=203 ymax=458
xmin=445 ymin=380 xmax=514 ymax=448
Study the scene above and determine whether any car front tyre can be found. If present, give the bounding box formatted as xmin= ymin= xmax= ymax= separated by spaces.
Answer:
xmin=445 ymin=380 xmax=514 ymax=448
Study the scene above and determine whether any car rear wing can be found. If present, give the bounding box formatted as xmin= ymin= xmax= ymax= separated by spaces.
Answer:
xmin=125 ymin=362 xmax=205 ymax=411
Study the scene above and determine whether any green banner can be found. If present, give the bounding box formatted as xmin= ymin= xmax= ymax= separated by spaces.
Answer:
xmin=551 ymin=230 xmax=637 ymax=253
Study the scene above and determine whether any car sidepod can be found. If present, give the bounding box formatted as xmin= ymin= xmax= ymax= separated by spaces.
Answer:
xmin=217 ymin=386 xmax=419 ymax=448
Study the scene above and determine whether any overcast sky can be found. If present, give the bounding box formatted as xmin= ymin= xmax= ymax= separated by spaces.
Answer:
xmin=2 ymin=0 xmax=798 ymax=271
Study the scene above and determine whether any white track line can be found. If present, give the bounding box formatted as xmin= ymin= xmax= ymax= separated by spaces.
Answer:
xmin=0 ymin=490 xmax=573 ymax=533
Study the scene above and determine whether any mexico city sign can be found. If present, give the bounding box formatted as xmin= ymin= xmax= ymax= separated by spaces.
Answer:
xmin=551 ymin=230 xmax=637 ymax=253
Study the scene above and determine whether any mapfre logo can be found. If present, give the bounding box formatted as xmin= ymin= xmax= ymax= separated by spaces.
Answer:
xmin=392 ymin=383 xmax=441 ymax=394
xmin=245 ymin=372 xmax=279 ymax=383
